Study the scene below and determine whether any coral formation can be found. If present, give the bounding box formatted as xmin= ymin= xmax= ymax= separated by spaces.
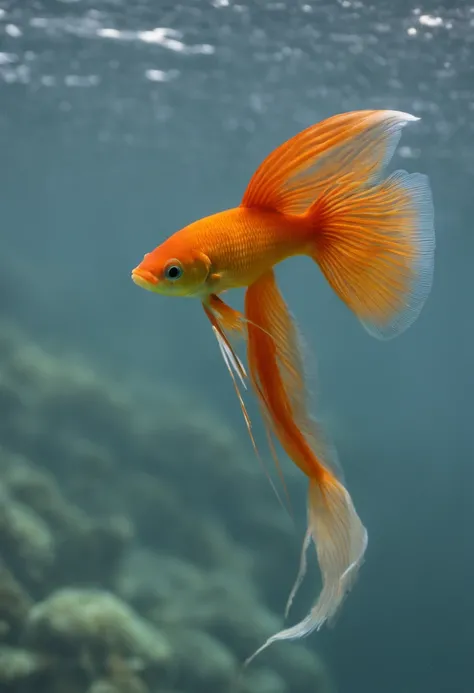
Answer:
xmin=0 ymin=321 xmax=333 ymax=692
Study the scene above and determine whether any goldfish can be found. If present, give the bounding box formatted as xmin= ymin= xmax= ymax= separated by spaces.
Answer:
xmin=131 ymin=110 xmax=435 ymax=663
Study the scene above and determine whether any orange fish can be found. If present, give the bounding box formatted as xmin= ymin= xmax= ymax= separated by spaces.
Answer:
xmin=131 ymin=110 xmax=435 ymax=663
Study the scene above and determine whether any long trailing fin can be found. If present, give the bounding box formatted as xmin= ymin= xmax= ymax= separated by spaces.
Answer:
xmin=256 ymin=390 xmax=295 ymax=520
xmin=285 ymin=526 xmax=312 ymax=619
xmin=203 ymin=301 xmax=292 ymax=518
xmin=245 ymin=270 xmax=341 ymax=481
xmin=206 ymin=294 xmax=296 ymax=511
xmin=243 ymin=271 xmax=367 ymax=666
xmin=245 ymin=476 xmax=368 ymax=667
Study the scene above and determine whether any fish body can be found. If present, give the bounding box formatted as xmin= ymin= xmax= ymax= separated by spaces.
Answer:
xmin=135 ymin=206 xmax=310 ymax=296
xmin=132 ymin=109 xmax=435 ymax=664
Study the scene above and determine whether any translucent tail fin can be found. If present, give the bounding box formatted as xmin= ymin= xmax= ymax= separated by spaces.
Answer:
xmin=308 ymin=169 xmax=435 ymax=339
xmin=245 ymin=473 xmax=367 ymax=666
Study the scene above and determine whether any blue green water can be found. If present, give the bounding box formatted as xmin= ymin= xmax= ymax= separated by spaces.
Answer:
xmin=1 ymin=1 xmax=473 ymax=692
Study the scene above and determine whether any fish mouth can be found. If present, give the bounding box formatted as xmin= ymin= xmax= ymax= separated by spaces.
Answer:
xmin=131 ymin=267 xmax=158 ymax=291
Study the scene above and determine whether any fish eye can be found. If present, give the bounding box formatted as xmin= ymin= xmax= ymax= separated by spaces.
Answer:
xmin=164 ymin=260 xmax=183 ymax=281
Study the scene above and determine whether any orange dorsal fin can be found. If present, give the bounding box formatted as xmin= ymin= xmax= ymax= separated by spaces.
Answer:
xmin=240 ymin=109 xmax=419 ymax=216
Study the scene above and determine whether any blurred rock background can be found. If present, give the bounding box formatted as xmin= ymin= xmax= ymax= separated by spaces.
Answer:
xmin=0 ymin=320 xmax=333 ymax=693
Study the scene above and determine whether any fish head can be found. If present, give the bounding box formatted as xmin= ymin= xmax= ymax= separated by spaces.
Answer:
xmin=131 ymin=236 xmax=211 ymax=298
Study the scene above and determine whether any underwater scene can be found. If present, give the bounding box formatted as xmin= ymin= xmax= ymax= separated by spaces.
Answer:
xmin=0 ymin=1 xmax=473 ymax=692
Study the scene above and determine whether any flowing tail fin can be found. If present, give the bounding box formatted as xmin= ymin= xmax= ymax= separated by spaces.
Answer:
xmin=307 ymin=169 xmax=435 ymax=339
xmin=244 ymin=271 xmax=367 ymax=666
xmin=241 ymin=109 xmax=435 ymax=339
xmin=246 ymin=473 xmax=367 ymax=666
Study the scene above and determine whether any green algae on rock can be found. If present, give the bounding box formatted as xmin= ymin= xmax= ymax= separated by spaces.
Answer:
xmin=26 ymin=589 xmax=172 ymax=664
